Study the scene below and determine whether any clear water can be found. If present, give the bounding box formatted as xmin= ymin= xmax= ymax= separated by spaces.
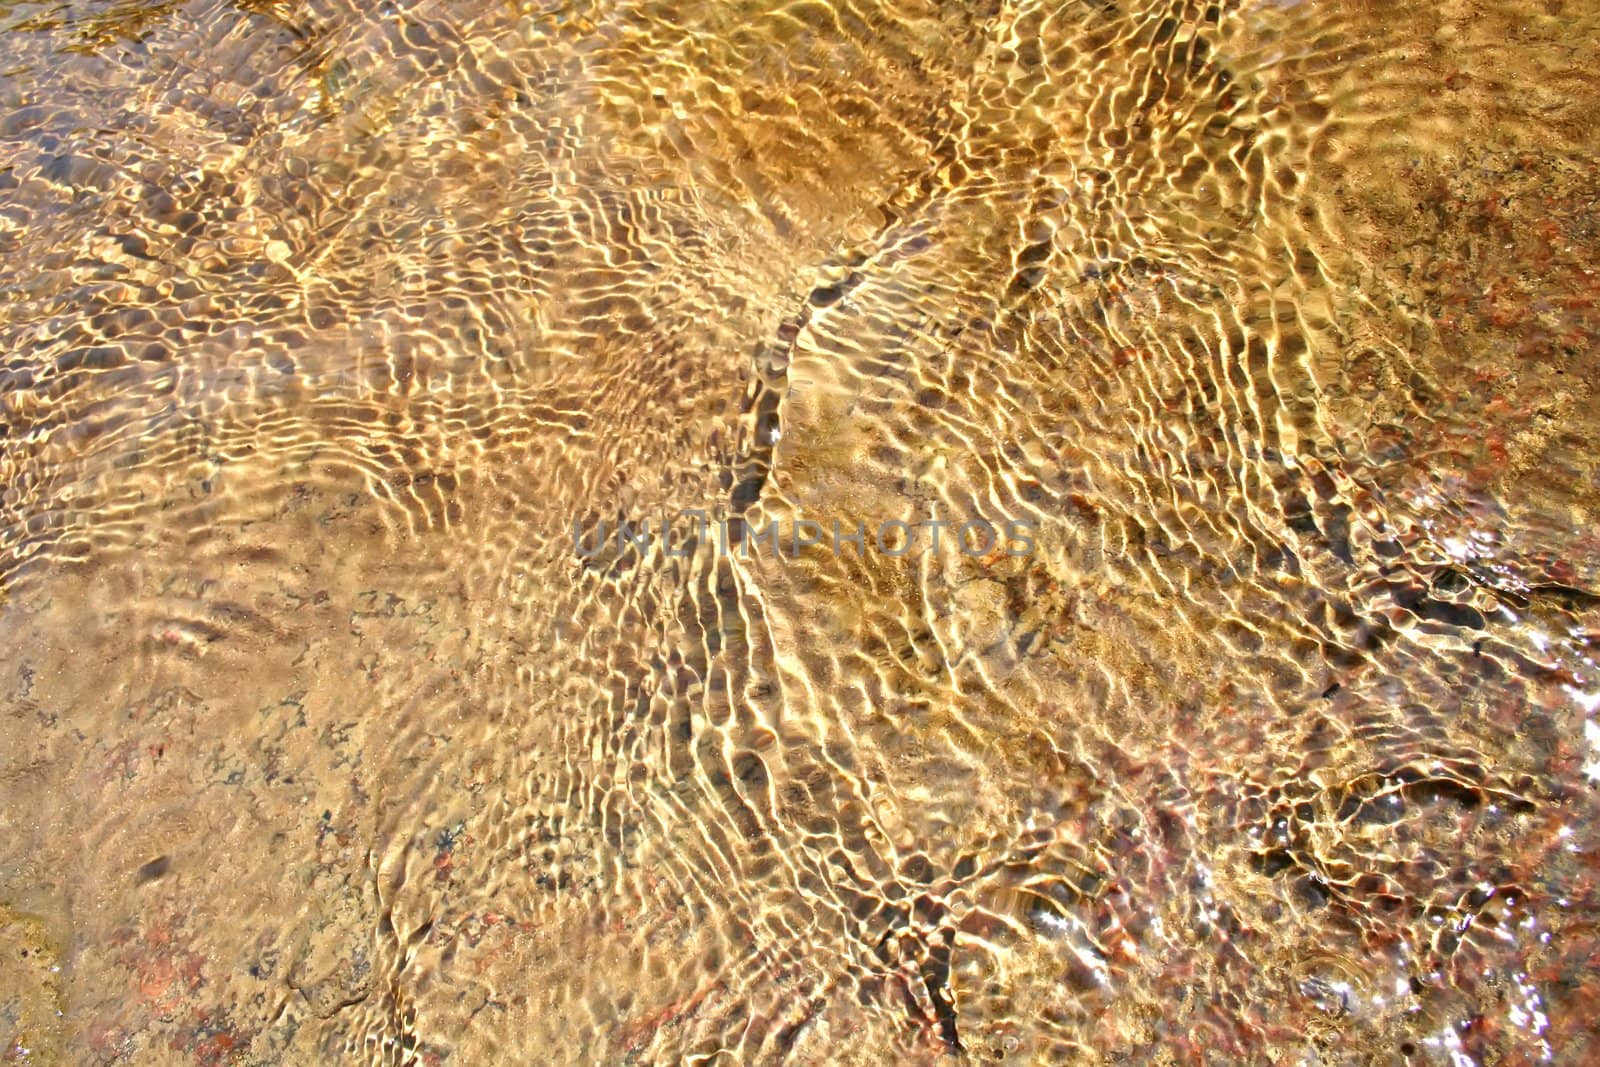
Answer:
xmin=1 ymin=0 xmax=1599 ymax=1063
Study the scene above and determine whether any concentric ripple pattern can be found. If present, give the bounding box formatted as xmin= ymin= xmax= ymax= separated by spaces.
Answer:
xmin=1 ymin=0 xmax=1599 ymax=1063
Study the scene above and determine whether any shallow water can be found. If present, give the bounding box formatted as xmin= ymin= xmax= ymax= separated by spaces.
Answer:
xmin=1 ymin=0 xmax=1599 ymax=1063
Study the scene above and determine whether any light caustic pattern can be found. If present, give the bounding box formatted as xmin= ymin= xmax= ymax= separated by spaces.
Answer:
xmin=1 ymin=0 xmax=1599 ymax=1063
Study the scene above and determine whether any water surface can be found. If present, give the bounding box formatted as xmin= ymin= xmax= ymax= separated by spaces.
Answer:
xmin=2 ymin=0 xmax=1599 ymax=1063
